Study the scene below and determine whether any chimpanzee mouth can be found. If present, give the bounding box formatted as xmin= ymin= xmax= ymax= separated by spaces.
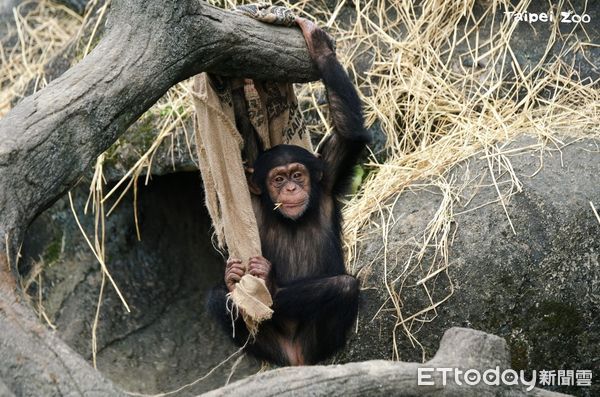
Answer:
xmin=282 ymin=201 xmax=307 ymax=208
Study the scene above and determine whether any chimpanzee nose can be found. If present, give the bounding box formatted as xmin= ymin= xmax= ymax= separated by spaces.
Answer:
xmin=286 ymin=183 xmax=297 ymax=192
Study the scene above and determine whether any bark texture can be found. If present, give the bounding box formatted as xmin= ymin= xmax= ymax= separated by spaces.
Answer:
xmin=203 ymin=328 xmax=569 ymax=397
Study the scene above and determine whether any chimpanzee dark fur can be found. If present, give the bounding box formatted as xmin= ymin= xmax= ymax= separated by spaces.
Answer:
xmin=207 ymin=20 xmax=371 ymax=366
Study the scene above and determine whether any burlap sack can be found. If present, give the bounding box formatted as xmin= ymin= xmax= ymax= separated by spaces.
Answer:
xmin=192 ymin=73 xmax=312 ymax=334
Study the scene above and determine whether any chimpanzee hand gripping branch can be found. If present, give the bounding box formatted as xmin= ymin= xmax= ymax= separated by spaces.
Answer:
xmin=208 ymin=17 xmax=372 ymax=366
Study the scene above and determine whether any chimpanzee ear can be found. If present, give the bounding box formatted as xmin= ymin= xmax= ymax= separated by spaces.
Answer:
xmin=249 ymin=181 xmax=262 ymax=195
xmin=245 ymin=167 xmax=262 ymax=195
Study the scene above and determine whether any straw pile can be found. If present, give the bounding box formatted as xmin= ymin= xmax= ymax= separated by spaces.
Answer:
xmin=2 ymin=0 xmax=599 ymax=360
xmin=0 ymin=1 xmax=80 ymax=116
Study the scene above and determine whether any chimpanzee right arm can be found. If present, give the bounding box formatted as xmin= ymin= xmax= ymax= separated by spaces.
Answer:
xmin=296 ymin=18 xmax=372 ymax=197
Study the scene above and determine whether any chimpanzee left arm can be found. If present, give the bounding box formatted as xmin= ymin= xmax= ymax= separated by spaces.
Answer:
xmin=297 ymin=18 xmax=372 ymax=196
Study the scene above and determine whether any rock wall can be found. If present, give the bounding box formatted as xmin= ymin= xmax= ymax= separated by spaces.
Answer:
xmin=344 ymin=136 xmax=599 ymax=396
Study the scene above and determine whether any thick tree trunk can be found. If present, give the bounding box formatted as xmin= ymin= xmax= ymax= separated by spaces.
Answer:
xmin=0 ymin=0 xmax=316 ymax=394
xmin=0 ymin=276 xmax=125 ymax=396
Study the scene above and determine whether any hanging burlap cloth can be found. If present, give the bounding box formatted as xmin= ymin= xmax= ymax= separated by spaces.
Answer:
xmin=191 ymin=4 xmax=312 ymax=335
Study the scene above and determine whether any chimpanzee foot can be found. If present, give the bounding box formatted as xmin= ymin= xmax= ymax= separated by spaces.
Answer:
xmin=278 ymin=336 xmax=305 ymax=366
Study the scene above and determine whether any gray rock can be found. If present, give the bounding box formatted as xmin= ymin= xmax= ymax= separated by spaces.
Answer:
xmin=0 ymin=378 xmax=15 ymax=397
xmin=0 ymin=0 xmax=18 ymax=16
xmin=54 ymin=0 xmax=90 ymax=15
xmin=343 ymin=135 xmax=600 ymax=397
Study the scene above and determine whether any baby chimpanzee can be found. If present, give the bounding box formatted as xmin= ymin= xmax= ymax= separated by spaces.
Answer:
xmin=208 ymin=17 xmax=371 ymax=366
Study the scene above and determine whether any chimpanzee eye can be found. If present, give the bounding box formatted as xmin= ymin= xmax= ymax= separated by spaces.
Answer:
xmin=274 ymin=176 xmax=285 ymax=184
xmin=292 ymin=172 xmax=303 ymax=180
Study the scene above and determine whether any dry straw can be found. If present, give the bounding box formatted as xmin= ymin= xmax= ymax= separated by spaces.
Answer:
xmin=0 ymin=0 xmax=82 ymax=116
xmin=3 ymin=0 xmax=599 ymax=364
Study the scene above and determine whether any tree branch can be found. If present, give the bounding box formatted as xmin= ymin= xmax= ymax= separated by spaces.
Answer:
xmin=0 ymin=279 xmax=126 ymax=396
xmin=0 ymin=0 xmax=318 ymax=265
xmin=202 ymin=328 xmax=567 ymax=397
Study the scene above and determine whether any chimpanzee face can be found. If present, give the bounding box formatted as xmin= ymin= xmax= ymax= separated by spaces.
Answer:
xmin=266 ymin=162 xmax=311 ymax=220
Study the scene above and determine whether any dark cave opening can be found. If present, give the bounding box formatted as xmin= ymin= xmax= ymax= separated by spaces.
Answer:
xmin=21 ymin=171 xmax=260 ymax=395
